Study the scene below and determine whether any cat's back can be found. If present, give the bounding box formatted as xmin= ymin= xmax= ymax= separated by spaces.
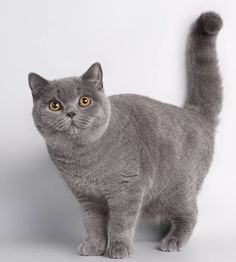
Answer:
xmin=108 ymin=93 xmax=208 ymax=131
xmin=108 ymin=93 xmax=214 ymax=161
xmin=109 ymin=93 xmax=186 ymax=118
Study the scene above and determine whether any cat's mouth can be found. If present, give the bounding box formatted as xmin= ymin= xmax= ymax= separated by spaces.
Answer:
xmin=67 ymin=118 xmax=92 ymax=134
xmin=69 ymin=124 xmax=79 ymax=135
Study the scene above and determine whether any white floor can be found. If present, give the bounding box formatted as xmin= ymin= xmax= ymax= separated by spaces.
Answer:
xmin=1 ymin=236 xmax=236 ymax=262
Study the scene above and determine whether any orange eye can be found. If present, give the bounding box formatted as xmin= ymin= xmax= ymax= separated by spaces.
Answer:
xmin=79 ymin=96 xmax=92 ymax=108
xmin=49 ymin=100 xmax=62 ymax=111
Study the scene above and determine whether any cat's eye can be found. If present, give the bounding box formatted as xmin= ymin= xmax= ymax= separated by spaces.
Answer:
xmin=79 ymin=96 xmax=92 ymax=108
xmin=48 ymin=100 xmax=62 ymax=111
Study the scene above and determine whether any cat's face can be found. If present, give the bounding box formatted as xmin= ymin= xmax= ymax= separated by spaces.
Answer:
xmin=28 ymin=63 xmax=110 ymax=145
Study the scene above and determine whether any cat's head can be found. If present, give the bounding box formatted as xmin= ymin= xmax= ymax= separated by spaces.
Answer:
xmin=28 ymin=63 xmax=110 ymax=145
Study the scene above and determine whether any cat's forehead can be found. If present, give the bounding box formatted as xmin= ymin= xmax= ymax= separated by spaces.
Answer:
xmin=50 ymin=77 xmax=95 ymax=102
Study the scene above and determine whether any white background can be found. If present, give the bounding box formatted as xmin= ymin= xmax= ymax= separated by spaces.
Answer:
xmin=0 ymin=0 xmax=236 ymax=261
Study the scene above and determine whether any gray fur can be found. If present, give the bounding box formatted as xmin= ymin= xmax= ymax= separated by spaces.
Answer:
xmin=28 ymin=12 xmax=223 ymax=258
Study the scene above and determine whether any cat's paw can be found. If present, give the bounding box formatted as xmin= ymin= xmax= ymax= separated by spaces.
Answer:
xmin=108 ymin=242 xmax=132 ymax=259
xmin=78 ymin=240 xmax=106 ymax=256
xmin=160 ymin=237 xmax=182 ymax=252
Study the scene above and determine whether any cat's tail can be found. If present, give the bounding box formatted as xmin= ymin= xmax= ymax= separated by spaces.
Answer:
xmin=185 ymin=12 xmax=223 ymax=124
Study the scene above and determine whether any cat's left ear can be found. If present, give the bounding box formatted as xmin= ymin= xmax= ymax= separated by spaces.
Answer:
xmin=81 ymin=63 xmax=103 ymax=90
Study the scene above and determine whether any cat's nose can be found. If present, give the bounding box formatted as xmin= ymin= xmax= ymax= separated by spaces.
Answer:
xmin=66 ymin=111 xmax=76 ymax=118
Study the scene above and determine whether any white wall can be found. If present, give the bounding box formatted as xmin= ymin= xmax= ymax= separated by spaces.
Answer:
xmin=0 ymin=0 xmax=236 ymax=245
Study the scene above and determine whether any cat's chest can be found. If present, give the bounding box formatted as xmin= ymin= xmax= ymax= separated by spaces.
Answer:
xmin=51 ymin=149 xmax=113 ymax=196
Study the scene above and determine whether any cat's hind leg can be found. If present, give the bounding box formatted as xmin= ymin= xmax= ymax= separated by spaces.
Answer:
xmin=160 ymin=209 xmax=197 ymax=252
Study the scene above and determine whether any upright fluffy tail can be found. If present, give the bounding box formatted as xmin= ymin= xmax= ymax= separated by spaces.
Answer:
xmin=185 ymin=12 xmax=223 ymax=123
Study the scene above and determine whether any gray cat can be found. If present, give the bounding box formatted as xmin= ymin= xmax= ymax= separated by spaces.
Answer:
xmin=28 ymin=12 xmax=223 ymax=259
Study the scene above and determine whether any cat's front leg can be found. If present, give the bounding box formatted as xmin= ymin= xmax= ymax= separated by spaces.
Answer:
xmin=107 ymin=192 xmax=143 ymax=259
xmin=77 ymin=196 xmax=107 ymax=256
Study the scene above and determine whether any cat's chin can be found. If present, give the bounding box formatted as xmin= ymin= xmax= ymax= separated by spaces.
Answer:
xmin=67 ymin=122 xmax=91 ymax=136
xmin=69 ymin=125 xmax=79 ymax=135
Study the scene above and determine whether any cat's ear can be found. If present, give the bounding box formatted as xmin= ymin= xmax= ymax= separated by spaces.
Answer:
xmin=81 ymin=63 xmax=103 ymax=90
xmin=28 ymin=73 xmax=49 ymax=91
xmin=28 ymin=73 xmax=49 ymax=101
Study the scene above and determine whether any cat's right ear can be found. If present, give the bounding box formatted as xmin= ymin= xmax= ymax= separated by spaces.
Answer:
xmin=28 ymin=73 xmax=49 ymax=101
